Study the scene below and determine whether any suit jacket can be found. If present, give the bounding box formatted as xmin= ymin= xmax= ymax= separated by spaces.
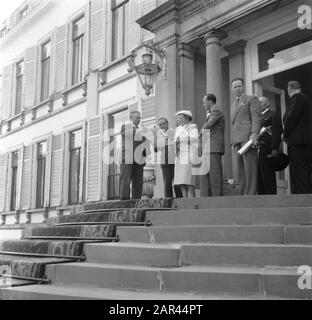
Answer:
xmin=121 ymin=122 xmax=148 ymax=165
xmin=199 ymin=105 xmax=225 ymax=154
xmin=283 ymin=92 xmax=312 ymax=147
xmin=154 ymin=128 xmax=176 ymax=166
xmin=259 ymin=109 xmax=283 ymax=152
xmin=231 ymin=94 xmax=262 ymax=146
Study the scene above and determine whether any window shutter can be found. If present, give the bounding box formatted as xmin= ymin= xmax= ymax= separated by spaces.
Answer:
xmin=0 ymin=154 xmax=8 ymax=212
xmin=44 ymin=135 xmax=52 ymax=207
xmin=50 ymin=134 xmax=64 ymax=207
xmin=142 ymin=96 xmax=156 ymax=119
xmin=54 ymin=25 xmax=68 ymax=92
xmin=129 ymin=0 xmax=141 ymax=50
xmin=141 ymin=0 xmax=156 ymax=42
xmin=86 ymin=115 xmax=104 ymax=202
xmin=8 ymin=11 xmax=18 ymax=30
xmin=21 ymin=145 xmax=33 ymax=210
xmin=1 ymin=65 xmax=13 ymax=121
xmin=90 ymin=0 xmax=105 ymax=71
xmin=23 ymin=46 xmax=37 ymax=108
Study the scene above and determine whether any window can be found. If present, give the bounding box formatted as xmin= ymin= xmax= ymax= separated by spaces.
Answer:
xmin=10 ymin=151 xmax=19 ymax=211
xmin=19 ymin=6 xmax=28 ymax=21
xmin=15 ymin=60 xmax=24 ymax=115
xmin=112 ymin=0 xmax=129 ymax=61
xmin=72 ymin=16 xmax=85 ymax=85
xmin=36 ymin=141 xmax=47 ymax=208
xmin=68 ymin=129 xmax=82 ymax=204
xmin=41 ymin=40 xmax=51 ymax=101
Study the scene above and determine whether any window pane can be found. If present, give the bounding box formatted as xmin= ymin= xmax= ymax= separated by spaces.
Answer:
xmin=70 ymin=129 xmax=82 ymax=149
xmin=42 ymin=41 xmax=51 ymax=60
xmin=69 ymin=148 xmax=81 ymax=204
xmin=41 ymin=58 xmax=50 ymax=101
xmin=38 ymin=141 xmax=48 ymax=157
xmin=15 ymin=76 xmax=23 ymax=114
xmin=258 ymin=28 xmax=312 ymax=72
xmin=72 ymin=36 xmax=84 ymax=84
xmin=36 ymin=157 xmax=46 ymax=208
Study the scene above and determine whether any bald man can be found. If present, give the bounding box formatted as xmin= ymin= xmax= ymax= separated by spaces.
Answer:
xmin=257 ymin=97 xmax=283 ymax=195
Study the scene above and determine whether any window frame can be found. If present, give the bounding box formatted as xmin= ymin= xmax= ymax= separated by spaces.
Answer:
xmin=35 ymin=140 xmax=48 ymax=209
xmin=15 ymin=59 xmax=24 ymax=115
xmin=111 ymin=0 xmax=129 ymax=61
xmin=19 ymin=5 xmax=29 ymax=22
xmin=72 ymin=15 xmax=85 ymax=86
xmin=40 ymin=40 xmax=52 ymax=102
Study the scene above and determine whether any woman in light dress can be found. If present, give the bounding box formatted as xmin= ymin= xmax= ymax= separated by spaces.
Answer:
xmin=174 ymin=110 xmax=199 ymax=198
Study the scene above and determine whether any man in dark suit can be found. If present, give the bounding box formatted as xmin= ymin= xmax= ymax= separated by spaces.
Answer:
xmin=231 ymin=78 xmax=262 ymax=195
xmin=119 ymin=111 xmax=149 ymax=200
xmin=257 ymin=97 xmax=283 ymax=195
xmin=154 ymin=118 xmax=182 ymax=198
xmin=199 ymin=94 xmax=225 ymax=197
xmin=283 ymin=81 xmax=312 ymax=194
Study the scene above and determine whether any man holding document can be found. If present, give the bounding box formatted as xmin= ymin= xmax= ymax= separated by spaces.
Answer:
xmin=231 ymin=78 xmax=262 ymax=195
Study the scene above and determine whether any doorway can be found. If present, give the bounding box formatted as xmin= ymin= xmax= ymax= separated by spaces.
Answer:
xmin=254 ymin=62 xmax=312 ymax=194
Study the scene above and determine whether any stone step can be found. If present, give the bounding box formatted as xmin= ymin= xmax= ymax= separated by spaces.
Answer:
xmin=47 ymin=209 xmax=146 ymax=226
xmin=147 ymin=207 xmax=312 ymax=226
xmin=22 ymin=225 xmax=116 ymax=239
xmin=182 ymin=244 xmax=312 ymax=267
xmin=174 ymin=195 xmax=312 ymax=209
xmin=0 ymin=284 xmax=288 ymax=300
xmin=0 ymin=240 xmax=86 ymax=257
xmin=45 ymin=263 xmax=310 ymax=299
xmin=85 ymin=242 xmax=312 ymax=268
xmin=85 ymin=243 xmax=182 ymax=267
xmin=117 ymin=225 xmax=312 ymax=244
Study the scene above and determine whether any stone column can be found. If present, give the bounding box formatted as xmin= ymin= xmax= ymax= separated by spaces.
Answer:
xmin=204 ymin=30 xmax=227 ymax=111
xmin=224 ymin=40 xmax=247 ymax=183
xmin=179 ymin=43 xmax=196 ymax=116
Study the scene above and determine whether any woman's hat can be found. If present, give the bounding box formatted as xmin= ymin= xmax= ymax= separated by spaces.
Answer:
xmin=269 ymin=152 xmax=289 ymax=172
xmin=176 ymin=110 xmax=193 ymax=120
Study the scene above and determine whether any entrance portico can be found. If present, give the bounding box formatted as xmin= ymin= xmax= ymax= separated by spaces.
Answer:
xmin=137 ymin=0 xmax=310 ymax=194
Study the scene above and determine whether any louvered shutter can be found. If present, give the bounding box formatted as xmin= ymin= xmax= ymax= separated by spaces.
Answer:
xmin=44 ymin=136 xmax=52 ymax=207
xmin=129 ymin=0 xmax=141 ymax=50
xmin=23 ymin=46 xmax=37 ymax=108
xmin=141 ymin=0 xmax=156 ymax=42
xmin=50 ymin=134 xmax=64 ymax=207
xmin=142 ymin=96 xmax=156 ymax=119
xmin=0 ymin=154 xmax=8 ymax=212
xmin=54 ymin=24 xmax=68 ymax=92
xmin=86 ymin=116 xmax=104 ymax=202
xmin=1 ymin=65 xmax=13 ymax=120
xmin=90 ymin=0 xmax=105 ymax=70
xmin=21 ymin=145 xmax=33 ymax=210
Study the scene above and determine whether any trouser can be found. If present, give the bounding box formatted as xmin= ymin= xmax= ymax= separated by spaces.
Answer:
xmin=200 ymin=153 xmax=223 ymax=197
xmin=119 ymin=163 xmax=144 ymax=200
xmin=257 ymin=148 xmax=277 ymax=195
xmin=234 ymin=146 xmax=258 ymax=195
xmin=288 ymin=145 xmax=312 ymax=194
xmin=161 ymin=164 xmax=183 ymax=198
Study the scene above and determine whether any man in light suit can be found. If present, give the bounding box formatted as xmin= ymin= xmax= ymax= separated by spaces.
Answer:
xmin=199 ymin=94 xmax=225 ymax=197
xmin=231 ymin=78 xmax=262 ymax=195
xmin=119 ymin=111 xmax=149 ymax=200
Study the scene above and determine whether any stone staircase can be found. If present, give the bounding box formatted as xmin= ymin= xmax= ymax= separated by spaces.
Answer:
xmin=0 ymin=195 xmax=312 ymax=300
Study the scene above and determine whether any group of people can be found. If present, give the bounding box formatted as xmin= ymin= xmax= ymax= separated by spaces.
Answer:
xmin=119 ymin=78 xmax=312 ymax=200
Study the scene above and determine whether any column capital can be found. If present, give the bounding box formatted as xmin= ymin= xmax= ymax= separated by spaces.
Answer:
xmin=178 ymin=43 xmax=197 ymax=60
xmin=203 ymin=29 xmax=227 ymax=45
xmin=224 ymin=40 xmax=247 ymax=56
